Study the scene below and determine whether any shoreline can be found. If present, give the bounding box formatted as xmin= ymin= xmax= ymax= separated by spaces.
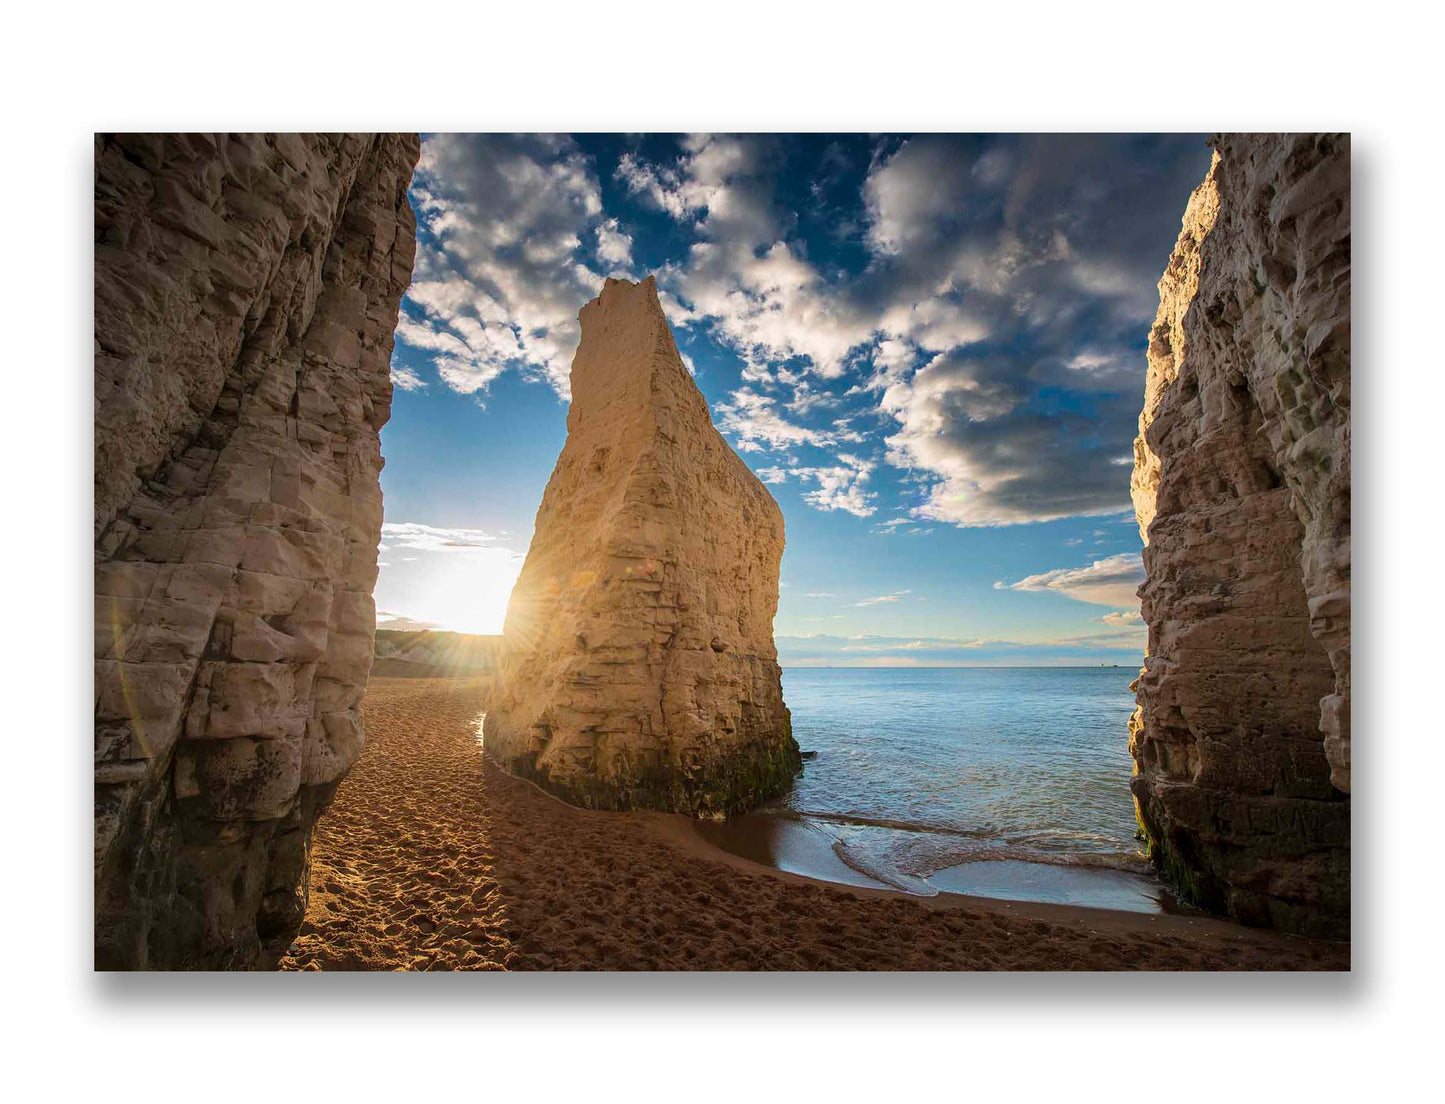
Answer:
xmin=687 ymin=810 xmax=1178 ymax=914
xmin=652 ymin=814 xmax=1318 ymax=945
xmin=281 ymin=677 xmax=1347 ymax=971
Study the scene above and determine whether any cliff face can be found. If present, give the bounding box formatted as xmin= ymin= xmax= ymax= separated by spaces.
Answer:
xmin=1129 ymin=134 xmax=1350 ymax=937
xmin=94 ymin=133 xmax=420 ymax=968
xmin=485 ymin=277 xmax=798 ymax=814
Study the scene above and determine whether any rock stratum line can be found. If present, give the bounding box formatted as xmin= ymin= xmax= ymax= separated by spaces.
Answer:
xmin=1130 ymin=134 xmax=1350 ymax=937
xmin=92 ymin=132 xmax=1352 ymax=967
xmin=94 ymin=133 xmax=420 ymax=969
xmin=484 ymin=277 xmax=799 ymax=815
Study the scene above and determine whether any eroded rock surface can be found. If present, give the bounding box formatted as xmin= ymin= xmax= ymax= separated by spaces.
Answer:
xmin=485 ymin=277 xmax=797 ymax=814
xmin=1130 ymin=135 xmax=1350 ymax=937
xmin=94 ymin=133 xmax=420 ymax=968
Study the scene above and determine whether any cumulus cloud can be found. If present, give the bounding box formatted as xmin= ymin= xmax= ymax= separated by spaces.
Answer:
xmin=398 ymin=134 xmax=615 ymax=400
xmin=389 ymin=364 xmax=427 ymax=392
xmin=857 ymin=134 xmax=1211 ymax=526
xmin=401 ymin=133 xmax=1210 ymax=532
xmin=595 ymin=217 xmax=633 ymax=268
xmin=612 ymin=134 xmax=1208 ymax=528
xmin=998 ymin=552 xmax=1144 ymax=608
xmin=881 ymin=351 xmax=1144 ymax=526
xmin=620 ymin=135 xmax=878 ymax=379
xmin=714 ymin=387 xmax=840 ymax=452
xmin=1099 ymin=609 xmax=1143 ymax=626
xmin=791 ymin=453 xmax=878 ymax=517
xmin=863 ymin=135 xmax=1204 ymax=322
xmin=853 ymin=337 xmax=919 ymax=393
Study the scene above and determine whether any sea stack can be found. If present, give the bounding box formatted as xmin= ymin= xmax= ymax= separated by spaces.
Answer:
xmin=1129 ymin=134 xmax=1350 ymax=937
xmin=485 ymin=276 xmax=798 ymax=815
xmin=93 ymin=134 xmax=420 ymax=968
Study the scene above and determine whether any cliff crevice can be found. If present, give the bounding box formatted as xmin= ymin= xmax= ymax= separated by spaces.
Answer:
xmin=94 ymin=133 xmax=420 ymax=969
xmin=1130 ymin=134 xmax=1350 ymax=937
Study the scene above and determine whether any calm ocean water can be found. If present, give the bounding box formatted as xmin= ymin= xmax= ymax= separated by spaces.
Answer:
xmin=699 ymin=666 xmax=1171 ymax=911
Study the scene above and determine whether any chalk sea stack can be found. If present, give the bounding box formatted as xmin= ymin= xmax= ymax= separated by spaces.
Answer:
xmin=485 ymin=276 xmax=798 ymax=815
xmin=93 ymin=134 xmax=420 ymax=968
xmin=1129 ymin=134 xmax=1350 ymax=937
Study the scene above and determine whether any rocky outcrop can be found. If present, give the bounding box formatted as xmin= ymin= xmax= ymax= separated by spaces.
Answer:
xmin=1129 ymin=135 xmax=1350 ymax=937
xmin=484 ymin=277 xmax=797 ymax=815
xmin=94 ymin=133 xmax=420 ymax=968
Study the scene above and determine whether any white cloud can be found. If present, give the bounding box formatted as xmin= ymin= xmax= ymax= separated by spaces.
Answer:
xmin=999 ymin=552 xmax=1144 ymax=608
xmin=621 ymin=136 xmax=878 ymax=380
xmin=595 ymin=217 xmax=633 ymax=268
xmin=879 ymin=297 xmax=990 ymax=353
xmin=379 ymin=522 xmax=500 ymax=553
xmin=714 ymin=387 xmax=838 ymax=452
xmin=864 ymin=138 xmax=978 ymax=256
xmin=854 ymin=589 xmax=911 ymax=607
xmin=389 ymin=364 xmax=427 ymax=392
xmin=791 ymin=453 xmax=877 ymax=517
xmin=873 ymin=516 xmax=934 ymax=535
xmin=400 ymin=135 xmax=614 ymax=400
xmin=848 ymin=136 xmax=1214 ymax=527
xmin=783 ymin=379 xmax=841 ymax=415
xmin=616 ymin=149 xmax=710 ymax=220
xmin=1099 ymin=609 xmax=1143 ymax=626
xmin=853 ymin=337 xmax=919 ymax=394
xmin=401 ymin=134 xmax=1211 ymax=535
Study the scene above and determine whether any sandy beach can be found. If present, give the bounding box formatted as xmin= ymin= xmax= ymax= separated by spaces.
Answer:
xmin=280 ymin=677 xmax=1348 ymax=971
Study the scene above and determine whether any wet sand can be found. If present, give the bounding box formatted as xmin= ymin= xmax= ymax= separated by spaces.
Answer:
xmin=280 ymin=677 xmax=1348 ymax=971
xmin=694 ymin=812 xmax=1175 ymax=913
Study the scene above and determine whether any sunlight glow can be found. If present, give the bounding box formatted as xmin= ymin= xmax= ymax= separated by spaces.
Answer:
xmin=374 ymin=545 xmax=525 ymax=635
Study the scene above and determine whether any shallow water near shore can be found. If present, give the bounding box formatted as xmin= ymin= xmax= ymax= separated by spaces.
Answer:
xmin=700 ymin=667 xmax=1176 ymax=914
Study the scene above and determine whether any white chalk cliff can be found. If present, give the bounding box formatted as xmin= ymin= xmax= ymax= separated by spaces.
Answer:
xmin=485 ymin=277 xmax=798 ymax=814
xmin=94 ymin=133 xmax=420 ymax=968
xmin=1129 ymin=134 xmax=1350 ymax=936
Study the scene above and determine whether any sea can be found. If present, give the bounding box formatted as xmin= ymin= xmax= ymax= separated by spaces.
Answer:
xmin=696 ymin=666 xmax=1176 ymax=914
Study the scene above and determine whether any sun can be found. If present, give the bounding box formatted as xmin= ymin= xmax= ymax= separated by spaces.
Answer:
xmin=375 ymin=545 xmax=525 ymax=635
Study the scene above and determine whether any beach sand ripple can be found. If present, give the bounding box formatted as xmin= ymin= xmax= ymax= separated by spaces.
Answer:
xmin=281 ymin=678 xmax=1347 ymax=971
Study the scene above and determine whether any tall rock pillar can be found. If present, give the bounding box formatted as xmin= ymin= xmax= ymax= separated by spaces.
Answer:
xmin=485 ymin=277 xmax=798 ymax=815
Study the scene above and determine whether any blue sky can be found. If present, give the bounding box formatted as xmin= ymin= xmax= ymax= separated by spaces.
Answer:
xmin=374 ymin=133 xmax=1213 ymax=665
